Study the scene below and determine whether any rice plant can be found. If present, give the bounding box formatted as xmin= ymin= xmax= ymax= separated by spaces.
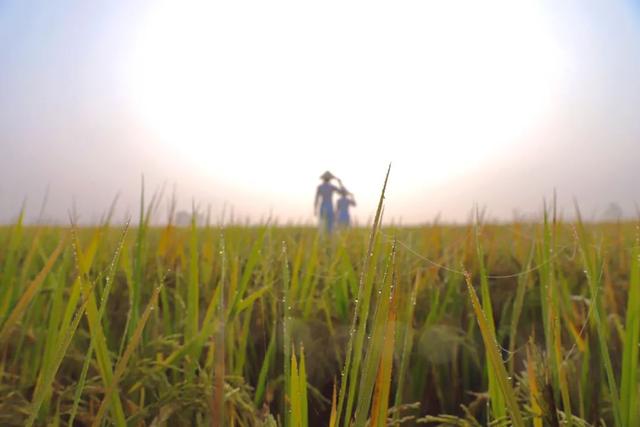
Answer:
xmin=0 ymin=172 xmax=638 ymax=426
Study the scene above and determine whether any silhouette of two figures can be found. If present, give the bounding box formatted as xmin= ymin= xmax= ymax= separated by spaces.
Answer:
xmin=314 ymin=171 xmax=356 ymax=233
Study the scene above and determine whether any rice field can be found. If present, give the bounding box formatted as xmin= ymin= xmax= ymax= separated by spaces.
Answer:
xmin=1 ymin=178 xmax=639 ymax=426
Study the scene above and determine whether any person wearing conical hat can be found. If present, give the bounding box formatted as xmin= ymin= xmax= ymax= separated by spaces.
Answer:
xmin=336 ymin=184 xmax=356 ymax=228
xmin=315 ymin=171 xmax=340 ymax=233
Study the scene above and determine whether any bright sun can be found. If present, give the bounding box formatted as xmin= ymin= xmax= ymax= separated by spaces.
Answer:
xmin=126 ymin=0 xmax=567 ymax=219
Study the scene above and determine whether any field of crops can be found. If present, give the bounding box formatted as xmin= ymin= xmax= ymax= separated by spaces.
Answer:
xmin=1 ymin=183 xmax=639 ymax=426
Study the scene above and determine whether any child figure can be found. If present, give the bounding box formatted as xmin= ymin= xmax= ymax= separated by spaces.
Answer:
xmin=336 ymin=184 xmax=356 ymax=228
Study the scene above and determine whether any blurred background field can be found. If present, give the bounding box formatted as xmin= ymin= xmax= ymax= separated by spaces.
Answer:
xmin=1 ymin=195 xmax=638 ymax=426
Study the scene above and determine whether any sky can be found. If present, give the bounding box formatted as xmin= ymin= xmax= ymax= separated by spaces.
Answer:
xmin=1 ymin=0 xmax=639 ymax=224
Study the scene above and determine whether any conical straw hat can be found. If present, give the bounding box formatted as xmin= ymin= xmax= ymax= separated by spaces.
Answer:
xmin=320 ymin=171 xmax=335 ymax=180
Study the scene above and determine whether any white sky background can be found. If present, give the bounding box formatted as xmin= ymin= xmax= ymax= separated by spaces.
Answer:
xmin=1 ymin=0 xmax=640 ymax=224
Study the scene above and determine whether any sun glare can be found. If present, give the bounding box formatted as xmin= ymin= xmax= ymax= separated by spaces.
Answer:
xmin=126 ymin=0 xmax=567 ymax=214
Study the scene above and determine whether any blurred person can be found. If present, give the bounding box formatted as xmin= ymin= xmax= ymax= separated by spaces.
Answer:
xmin=314 ymin=171 xmax=340 ymax=233
xmin=336 ymin=185 xmax=356 ymax=228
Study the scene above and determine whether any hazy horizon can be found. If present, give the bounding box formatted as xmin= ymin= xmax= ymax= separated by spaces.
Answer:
xmin=1 ymin=0 xmax=639 ymax=225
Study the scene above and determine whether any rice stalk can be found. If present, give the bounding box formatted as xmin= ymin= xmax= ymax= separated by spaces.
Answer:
xmin=619 ymin=233 xmax=640 ymax=426
xmin=463 ymin=272 xmax=524 ymax=427
xmin=91 ymin=281 xmax=163 ymax=426
xmin=0 ymin=236 xmax=65 ymax=344
xmin=574 ymin=203 xmax=621 ymax=427
xmin=336 ymin=163 xmax=390 ymax=426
